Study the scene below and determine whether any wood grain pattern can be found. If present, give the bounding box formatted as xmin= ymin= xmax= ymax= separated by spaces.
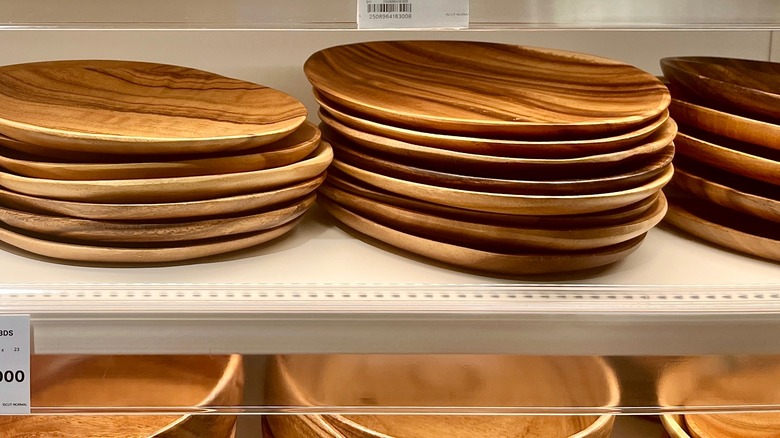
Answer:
xmin=0 ymin=142 xmax=332 ymax=203
xmin=661 ymin=57 xmax=780 ymax=122
xmin=686 ymin=413 xmax=780 ymax=438
xmin=0 ymin=173 xmax=325 ymax=221
xmin=315 ymin=90 xmax=672 ymax=158
xmin=0 ymin=60 xmax=307 ymax=153
xmin=669 ymin=99 xmax=780 ymax=151
xmin=306 ymin=41 xmax=669 ymax=137
xmin=0 ymin=121 xmax=320 ymax=180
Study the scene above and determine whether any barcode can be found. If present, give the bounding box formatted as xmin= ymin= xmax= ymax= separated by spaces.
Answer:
xmin=367 ymin=3 xmax=412 ymax=13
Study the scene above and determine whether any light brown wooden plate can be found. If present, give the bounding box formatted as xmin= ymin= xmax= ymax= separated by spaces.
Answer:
xmin=669 ymin=99 xmax=780 ymax=151
xmin=0 ymin=354 xmax=243 ymax=438
xmin=675 ymin=130 xmax=780 ymax=186
xmin=319 ymin=182 xmax=666 ymax=251
xmin=332 ymin=158 xmax=673 ymax=216
xmin=319 ymin=196 xmax=646 ymax=275
xmin=0 ymin=193 xmax=314 ymax=243
xmin=315 ymin=91 xmax=672 ymax=158
xmin=0 ymin=60 xmax=307 ymax=154
xmin=661 ymin=57 xmax=780 ymax=122
xmin=0 ymin=142 xmax=332 ymax=203
xmin=686 ymin=412 xmax=780 ymax=438
xmin=664 ymin=195 xmax=780 ymax=262
xmin=0 ymin=173 xmax=325 ymax=221
xmin=0 ymin=121 xmax=320 ymax=180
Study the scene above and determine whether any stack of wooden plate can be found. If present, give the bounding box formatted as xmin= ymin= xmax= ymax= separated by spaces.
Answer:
xmin=305 ymin=41 xmax=674 ymax=276
xmin=660 ymin=56 xmax=780 ymax=262
xmin=0 ymin=60 xmax=332 ymax=264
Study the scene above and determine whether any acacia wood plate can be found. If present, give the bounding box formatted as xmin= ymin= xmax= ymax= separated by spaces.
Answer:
xmin=319 ymin=182 xmax=666 ymax=251
xmin=306 ymin=41 xmax=669 ymax=138
xmin=0 ymin=121 xmax=320 ymax=180
xmin=0 ymin=142 xmax=332 ymax=203
xmin=0 ymin=60 xmax=307 ymax=154
xmin=332 ymin=158 xmax=673 ymax=216
xmin=669 ymin=99 xmax=780 ymax=151
xmin=0 ymin=173 xmax=325 ymax=221
xmin=0 ymin=216 xmax=302 ymax=264
xmin=661 ymin=57 xmax=780 ymax=122
xmin=0 ymin=193 xmax=314 ymax=243
xmin=675 ymin=130 xmax=780 ymax=186
xmin=685 ymin=413 xmax=780 ymax=438
xmin=315 ymin=91 xmax=672 ymax=158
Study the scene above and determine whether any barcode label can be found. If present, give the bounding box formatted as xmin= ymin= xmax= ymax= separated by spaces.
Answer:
xmin=367 ymin=3 xmax=412 ymax=13
xmin=358 ymin=0 xmax=468 ymax=29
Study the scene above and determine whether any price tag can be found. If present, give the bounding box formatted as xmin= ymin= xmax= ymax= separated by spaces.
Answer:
xmin=0 ymin=315 xmax=30 ymax=414
xmin=358 ymin=0 xmax=469 ymax=29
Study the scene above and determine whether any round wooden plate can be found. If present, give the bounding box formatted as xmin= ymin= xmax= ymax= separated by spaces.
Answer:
xmin=315 ymin=90 xmax=672 ymax=158
xmin=0 ymin=193 xmax=314 ymax=243
xmin=675 ymin=131 xmax=780 ymax=186
xmin=306 ymin=41 xmax=669 ymax=138
xmin=0 ymin=60 xmax=307 ymax=153
xmin=661 ymin=57 xmax=780 ymax=122
xmin=0 ymin=216 xmax=303 ymax=264
xmin=0 ymin=354 xmax=243 ymax=438
xmin=669 ymin=99 xmax=780 ymax=151
xmin=0 ymin=121 xmax=320 ymax=180
xmin=0 ymin=173 xmax=325 ymax=221
xmin=686 ymin=413 xmax=780 ymax=438
xmin=319 ymin=196 xmax=646 ymax=275
xmin=0 ymin=142 xmax=332 ymax=203
xmin=332 ymin=158 xmax=673 ymax=216
xmin=319 ymin=182 xmax=666 ymax=251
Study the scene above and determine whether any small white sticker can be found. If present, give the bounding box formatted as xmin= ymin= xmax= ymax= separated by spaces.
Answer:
xmin=358 ymin=0 xmax=469 ymax=29
xmin=0 ymin=315 xmax=30 ymax=414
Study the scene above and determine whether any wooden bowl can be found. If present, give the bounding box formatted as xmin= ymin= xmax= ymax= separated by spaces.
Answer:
xmin=0 ymin=121 xmax=320 ymax=180
xmin=0 ymin=142 xmax=332 ymax=203
xmin=685 ymin=412 xmax=780 ymax=438
xmin=661 ymin=57 xmax=780 ymax=122
xmin=315 ymin=90 xmax=672 ymax=159
xmin=0 ymin=354 xmax=243 ymax=437
xmin=0 ymin=60 xmax=307 ymax=153
xmin=661 ymin=414 xmax=691 ymax=438
xmin=306 ymin=41 xmax=669 ymax=138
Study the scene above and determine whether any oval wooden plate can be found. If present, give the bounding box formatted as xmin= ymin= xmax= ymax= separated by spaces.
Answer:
xmin=320 ymin=196 xmax=646 ymax=275
xmin=0 ymin=142 xmax=332 ymax=203
xmin=0 ymin=216 xmax=303 ymax=264
xmin=661 ymin=57 xmax=780 ymax=122
xmin=0 ymin=121 xmax=320 ymax=180
xmin=332 ymin=158 xmax=673 ymax=216
xmin=315 ymin=90 xmax=672 ymax=158
xmin=675 ymin=131 xmax=780 ymax=185
xmin=306 ymin=41 xmax=669 ymax=137
xmin=0 ymin=193 xmax=314 ymax=243
xmin=319 ymin=182 xmax=666 ymax=251
xmin=686 ymin=413 xmax=780 ymax=438
xmin=0 ymin=60 xmax=307 ymax=154
xmin=0 ymin=173 xmax=325 ymax=221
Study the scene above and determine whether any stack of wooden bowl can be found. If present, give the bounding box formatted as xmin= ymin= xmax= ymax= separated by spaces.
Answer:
xmin=265 ymin=354 xmax=618 ymax=438
xmin=0 ymin=355 xmax=244 ymax=437
xmin=305 ymin=41 xmax=675 ymax=276
xmin=660 ymin=56 xmax=780 ymax=262
xmin=0 ymin=60 xmax=331 ymax=264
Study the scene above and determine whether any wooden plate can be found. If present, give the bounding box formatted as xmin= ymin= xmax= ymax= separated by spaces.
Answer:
xmin=0 ymin=142 xmax=332 ymax=203
xmin=664 ymin=195 xmax=780 ymax=262
xmin=672 ymin=159 xmax=780 ymax=223
xmin=0 ymin=60 xmax=307 ymax=154
xmin=319 ymin=182 xmax=666 ymax=251
xmin=0 ymin=193 xmax=314 ymax=243
xmin=0 ymin=216 xmax=303 ymax=264
xmin=0 ymin=173 xmax=325 ymax=221
xmin=0 ymin=354 xmax=243 ymax=438
xmin=661 ymin=57 xmax=780 ymax=122
xmin=675 ymin=130 xmax=780 ymax=185
xmin=686 ymin=413 xmax=780 ymax=438
xmin=306 ymin=41 xmax=669 ymax=138
xmin=332 ymin=158 xmax=673 ymax=216
xmin=315 ymin=90 xmax=672 ymax=158
xmin=669 ymin=99 xmax=780 ymax=151
xmin=661 ymin=415 xmax=691 ymax=438
xmin=320 ymin=196 xmax=646 ymax=275
xmin=0 ymin=121 xmax=320 ymax=180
